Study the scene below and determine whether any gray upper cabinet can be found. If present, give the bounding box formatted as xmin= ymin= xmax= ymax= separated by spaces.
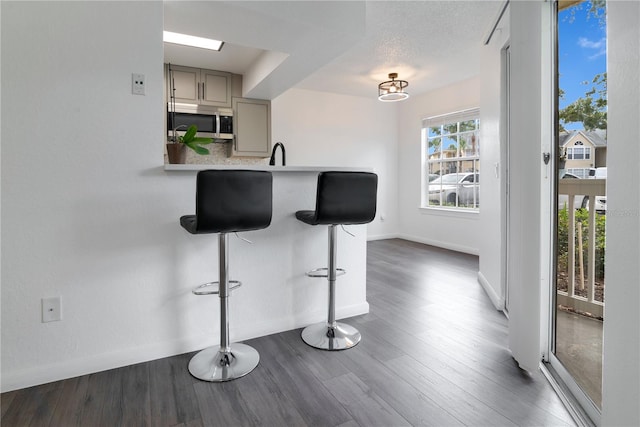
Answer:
xmin=166 ymin=64 xmax=232 ymax=107
xmin=229 ymin=98 xmax=271 ymax=158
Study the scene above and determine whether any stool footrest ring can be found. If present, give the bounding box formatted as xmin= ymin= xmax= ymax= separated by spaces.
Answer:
xmin=305 ymin=267 xmax=346 ymax=278
xmin=192 ymin=280 xmax=242 ymax=295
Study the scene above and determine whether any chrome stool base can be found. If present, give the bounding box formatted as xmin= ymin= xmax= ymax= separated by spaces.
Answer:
xmin=301 ymin=322 xmax=361 ymax=351
xmin=188 ymin=343 xmax=259 ymax=382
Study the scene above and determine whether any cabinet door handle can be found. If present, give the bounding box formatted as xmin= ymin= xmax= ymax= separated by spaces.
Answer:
xmin=201 ymin=82 xmax=205 ymax=100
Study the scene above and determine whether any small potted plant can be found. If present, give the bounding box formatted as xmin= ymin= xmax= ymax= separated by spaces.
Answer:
xmin=166 ymin=125 xmax=213 ymax=164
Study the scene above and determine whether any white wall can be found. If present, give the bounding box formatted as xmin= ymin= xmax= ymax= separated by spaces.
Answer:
xmin=1 ymin=1 xmax=165 ymax=390
xmin=478 ymin=8 xmax=510 ymax=309
xmin=601 ymin=1 xmax=640 ymax=425
xmin=0 ymin=2 xmax=399 ymax=391
xmin=505 ymin=0 xmax=546 ymax=375
xmin=396 ymin=77 xmax=482 ymax=255
xmin=271 ymin=88 xmax=399 ymax=239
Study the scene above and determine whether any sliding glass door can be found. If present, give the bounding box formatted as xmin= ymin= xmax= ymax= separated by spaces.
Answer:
xmin=551 ymin=0 xmax=607 ymax=423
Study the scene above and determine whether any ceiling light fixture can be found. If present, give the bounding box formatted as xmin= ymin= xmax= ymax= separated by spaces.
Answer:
xmin=378 ymin=73 xmax=409 ymax=102
xmin=163 ymin=31 xmax=224 ymax=51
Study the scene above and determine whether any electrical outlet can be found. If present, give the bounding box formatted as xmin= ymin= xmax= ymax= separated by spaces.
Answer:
xmin=42 ymin=297 xmax=62 ymax=323
xmin=132 ymin=73 xmax=145 ymax=95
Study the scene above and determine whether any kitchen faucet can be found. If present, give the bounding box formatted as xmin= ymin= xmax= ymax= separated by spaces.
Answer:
xmin=269 ymin=142 xmax=286 ymax=166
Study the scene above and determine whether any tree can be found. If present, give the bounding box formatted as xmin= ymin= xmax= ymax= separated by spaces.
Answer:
xmin=429 ymin=137 xmax=441 ymax=153
xmin=559 ymin=72 xmax=607 ymax=131
xmin=458 ymin=137 xmax=468 ymax=157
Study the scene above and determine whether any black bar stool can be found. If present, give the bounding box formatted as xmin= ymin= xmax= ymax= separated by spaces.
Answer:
xmin=295 ymin=171 xmax=378 ymax=350
xmin=180 ymin=169 xmax=273 ymax=381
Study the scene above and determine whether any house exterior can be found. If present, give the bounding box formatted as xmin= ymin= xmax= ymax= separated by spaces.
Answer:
xmin=427 ymin=149 xmax=475 ymax=175
xmin=560 ymin=130 xmax=607 ymax=178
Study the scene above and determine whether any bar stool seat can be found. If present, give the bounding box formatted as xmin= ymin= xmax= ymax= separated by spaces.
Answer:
xmin=181 ymin=169 xmax=272 ymax=381
xmin=296 ymin=171 xmax=378 ymax=350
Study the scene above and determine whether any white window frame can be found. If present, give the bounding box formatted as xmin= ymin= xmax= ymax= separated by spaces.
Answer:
xmin=421 ymin=108 xmax=480 ymax=211
xmin=567 ymin=146 xmax=591 ymax=160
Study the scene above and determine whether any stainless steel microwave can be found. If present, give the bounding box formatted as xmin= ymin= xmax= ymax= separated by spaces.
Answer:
xmin=167 ymin=103 xmax=233 ymax=140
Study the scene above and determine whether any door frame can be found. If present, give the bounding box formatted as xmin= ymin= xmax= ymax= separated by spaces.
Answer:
xmin=543 ymin=1 xmax=602 ymax=424
xmin=501 ymin=43 xmax=511 ymax=315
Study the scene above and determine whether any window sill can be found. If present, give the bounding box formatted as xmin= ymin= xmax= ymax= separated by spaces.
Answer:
xmin=419 ymin=206 xmax=479 ymax=219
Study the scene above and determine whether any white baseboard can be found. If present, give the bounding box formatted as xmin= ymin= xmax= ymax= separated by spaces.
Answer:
xmin=477 ymin=271 xmax=505 ymax=311
xmin=367 ymin=233 xmax=400 ymax=241
xmin=396 ymin=233 xmax=479 ymax=256
xmin=1 ymin=301 xmax=369 ymax=393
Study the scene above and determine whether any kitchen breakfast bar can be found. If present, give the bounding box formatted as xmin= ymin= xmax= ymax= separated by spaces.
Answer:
xmin=164 ymin=164 xmax=374 ymax=352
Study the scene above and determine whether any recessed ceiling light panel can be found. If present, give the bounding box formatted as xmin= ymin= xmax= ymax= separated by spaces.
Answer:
xmin=163 ymin=31 xmax=224 ymax=51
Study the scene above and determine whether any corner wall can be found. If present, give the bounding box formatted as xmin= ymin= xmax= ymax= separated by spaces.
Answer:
xmin=601 ymin=1 xmax=640 ymax=424
xmin=478 ymin=6 xmax=510 ymax=310
xmin=271 ymin=88 xmax=399 ymax=240
xmin=0 ymin=2 xmax=399 ymax=391
xmin=1 ymin=1 xmax=167 ymax=391
xmin=396 ymin=77 xmax=482 ymax=255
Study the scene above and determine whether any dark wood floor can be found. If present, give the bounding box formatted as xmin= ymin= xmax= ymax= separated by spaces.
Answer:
xmin=1 ymin=239 xmax=575 ymax=427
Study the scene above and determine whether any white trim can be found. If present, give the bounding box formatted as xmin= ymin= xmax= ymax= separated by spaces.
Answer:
xmin=164 ymin=164 xmax=374 ymax=173
xmin=419 ymin=206 xmax=480 ymax=217
xmin=484 ymin=0 xmax=510 ymax=45
xmin=477 ymin=271 xmax=505 ymax=311
xmin=396 ymin=233 xmax=479 ymax=256
xmin=367 ymin=233 xmax=400 ymax=241
xmin=1 ymin=302 xmax=369 ymax=392
xmin=422 ymin=107 xmax=480 ymax=126
xmin=541 ymin=360 xmax=599 ymax=427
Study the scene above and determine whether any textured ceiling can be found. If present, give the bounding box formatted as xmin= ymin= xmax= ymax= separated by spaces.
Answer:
xmin=164 ymin=1 xmax=503 ymax=100
xmin=296 ymin=1 xmax=503 ymax=98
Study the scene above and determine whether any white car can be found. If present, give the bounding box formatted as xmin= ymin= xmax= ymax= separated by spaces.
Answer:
xmin=558 ymin=173 xmax=586 ymax=210
xmin=559 ymin=170 xmax=606 ymax=214
xmin=428 ymin=172 xmax=479 ymax=207
xmin=584 ymin=167 xmax=607 ymax=214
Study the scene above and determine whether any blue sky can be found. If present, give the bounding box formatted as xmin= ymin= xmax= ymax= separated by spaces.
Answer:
xmin=558 ymin=1 xmax=607 ymax=129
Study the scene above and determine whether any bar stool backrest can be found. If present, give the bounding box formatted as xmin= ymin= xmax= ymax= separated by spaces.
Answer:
xmin=314 ymin=171 xmax=378 ymax=225
xmin=194 ymin=170 xmax=273 ymax=234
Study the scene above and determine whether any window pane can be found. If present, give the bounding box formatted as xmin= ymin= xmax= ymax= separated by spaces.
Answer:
xmin=428 ymin=126 xmax=442 ymax=138
xmin=442 ymin=136 xmax=457 ymax=159
xmin=459 ymin=132 xmax=477 ymax=158
xmin=428 ymin=161 xmax=441 ymax=177
xmin=441 ymin=160 xmax=458 ymax=175
xmin=442 ymin=122 xmax=457 ymax=135
xmin=459 ymin=173 xmax=479 ymax=208
xmin=428 ymin=137 xmax=442 ymax=157
xmin=460 ymin=157 xmax=473 ymax=173
xmin=460 ymin=119 xmax=476 ymax=132
xmin=421 ymin=109 xmax=479 ymax=211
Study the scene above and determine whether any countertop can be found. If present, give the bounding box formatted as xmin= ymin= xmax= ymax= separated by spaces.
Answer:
xmin=164 ymin=164 xmax=373 ymax=173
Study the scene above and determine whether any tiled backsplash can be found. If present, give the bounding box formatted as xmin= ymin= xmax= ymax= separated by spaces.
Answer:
xmin=164 ymin=143 xmax=269 ymax=166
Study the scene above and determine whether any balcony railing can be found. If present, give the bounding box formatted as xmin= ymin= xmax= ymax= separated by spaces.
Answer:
xmin=557 ymin=178 xmax=606 ymax=318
